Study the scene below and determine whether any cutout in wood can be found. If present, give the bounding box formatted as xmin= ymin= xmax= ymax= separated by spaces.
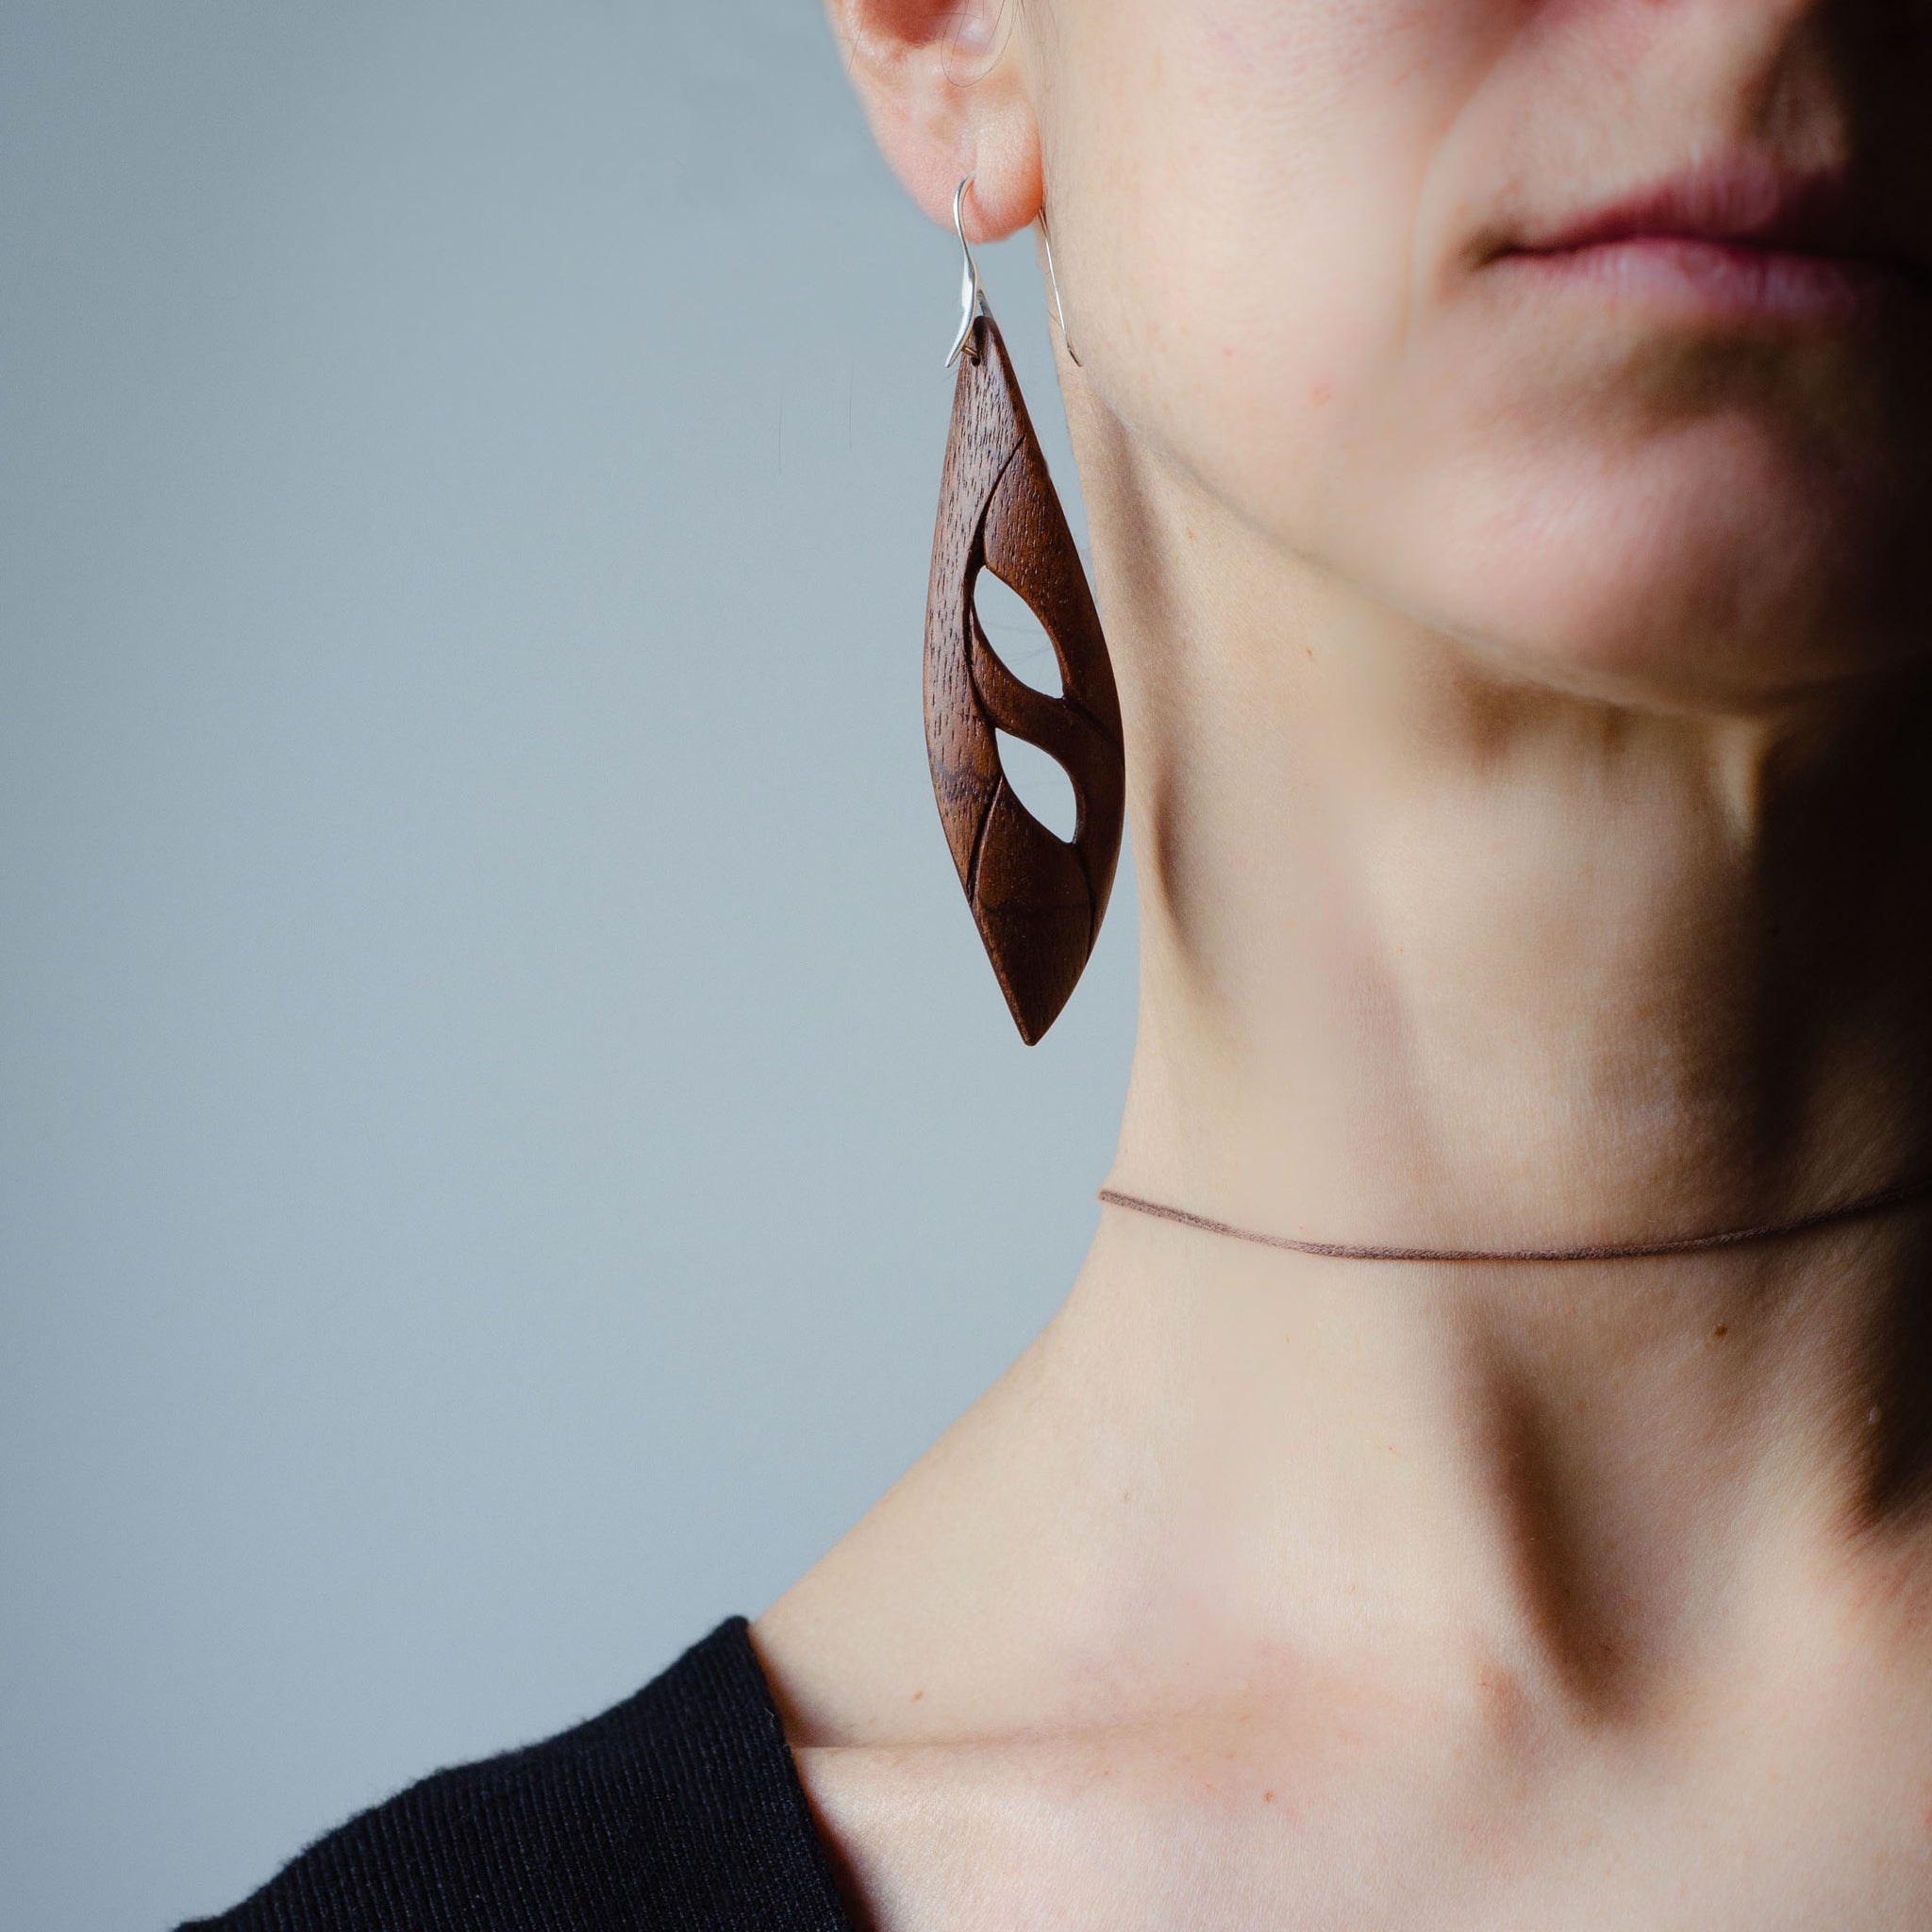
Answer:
xmin=974 ymin=567 xmax=1064 ymax=697
xmin=994 ymin=728 xmax=1077 ymax=841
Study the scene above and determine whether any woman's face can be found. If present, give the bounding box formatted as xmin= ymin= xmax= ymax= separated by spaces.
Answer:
xmin=1022 ymin=0 xmax=1932 ymax=708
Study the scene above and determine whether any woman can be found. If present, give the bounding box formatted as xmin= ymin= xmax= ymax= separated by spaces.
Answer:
xmin=192 ymin=0 xmax=1932 ymax=1924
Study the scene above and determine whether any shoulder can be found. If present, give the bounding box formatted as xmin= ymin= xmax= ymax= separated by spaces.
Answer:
xmin=179 ymin=1617 xmax=855 ymax=1932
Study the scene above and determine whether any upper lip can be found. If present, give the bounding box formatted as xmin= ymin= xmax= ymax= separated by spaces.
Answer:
xmin=1498 ymin=158 xmax=1920 ymax=281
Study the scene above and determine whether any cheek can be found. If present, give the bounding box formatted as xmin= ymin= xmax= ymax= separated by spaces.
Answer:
xmin=1062 ymin=0 xmax=1514 ymax=551
xmin=1058 ymin=0 xmax=1932 ymax=700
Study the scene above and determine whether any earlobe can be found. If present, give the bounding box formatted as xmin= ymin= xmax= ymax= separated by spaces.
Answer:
xmin=824 ymin=0 xmax=1041 ymax=240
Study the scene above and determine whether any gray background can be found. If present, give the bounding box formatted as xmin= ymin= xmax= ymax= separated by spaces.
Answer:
xmin=0 ymin=7 xmax=1137 ymax=1926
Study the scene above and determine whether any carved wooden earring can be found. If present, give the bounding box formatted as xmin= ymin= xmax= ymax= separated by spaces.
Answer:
xmin=924 ymin=180 xmax=1125 ymax=1044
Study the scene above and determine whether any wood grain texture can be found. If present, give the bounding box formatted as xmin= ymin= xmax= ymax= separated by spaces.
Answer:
xmin=924 ymin=313 xmax=1124 ymax=1044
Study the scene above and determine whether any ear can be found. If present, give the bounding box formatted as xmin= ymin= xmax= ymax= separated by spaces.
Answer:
xmin=824 ymin=0 xmax=1042 ymax=241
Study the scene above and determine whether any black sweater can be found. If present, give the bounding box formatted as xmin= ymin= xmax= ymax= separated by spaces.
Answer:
xmin=180 ymin=1618 xmax=858 ymax=1931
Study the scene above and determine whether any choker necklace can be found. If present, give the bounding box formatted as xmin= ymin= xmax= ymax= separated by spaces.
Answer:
xmin=1097 ymin=1174 xmax=1932 ymax=1265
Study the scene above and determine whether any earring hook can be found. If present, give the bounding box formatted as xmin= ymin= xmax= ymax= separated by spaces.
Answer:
xmin=946 ymin=176 xmax=990 ymax=369
xmin=1038 ymin=203 xmax=1082 ymax=368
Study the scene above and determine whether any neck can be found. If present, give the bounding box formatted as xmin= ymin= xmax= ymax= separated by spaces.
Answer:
xmin=1058 ymin=406 xmax=1932 ymax=1704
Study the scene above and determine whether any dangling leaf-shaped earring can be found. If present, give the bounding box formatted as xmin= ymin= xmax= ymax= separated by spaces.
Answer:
xmin=924 ymin=180 xmax=1125 ymax=1044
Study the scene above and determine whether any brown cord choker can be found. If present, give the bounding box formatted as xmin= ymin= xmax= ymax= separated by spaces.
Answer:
xmin=1097 ymin=1174 xmax=1932 ymax=1264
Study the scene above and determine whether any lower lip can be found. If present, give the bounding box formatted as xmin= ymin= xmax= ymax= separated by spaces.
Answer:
xmin=1493 ymin=235 xmax=1888 ymax=324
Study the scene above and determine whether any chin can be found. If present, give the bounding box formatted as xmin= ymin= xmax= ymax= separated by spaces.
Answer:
xmin=1364 ymin=424 xmax=1932 ymax=713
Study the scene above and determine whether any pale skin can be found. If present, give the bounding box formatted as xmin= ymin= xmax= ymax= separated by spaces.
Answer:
xmin=755 ymin=0 xmax=1932 ymax=1924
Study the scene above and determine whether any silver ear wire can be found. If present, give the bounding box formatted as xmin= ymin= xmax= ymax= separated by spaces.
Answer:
xmin=946 ymin=177 xmax=990 ymax=368
xmin=1038 ymin=203 xmax=1081 ymax=368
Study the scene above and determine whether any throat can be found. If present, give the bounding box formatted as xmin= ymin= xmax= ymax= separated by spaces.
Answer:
xmin=1058 ymin=1192 xmax=1932 ymax=1713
